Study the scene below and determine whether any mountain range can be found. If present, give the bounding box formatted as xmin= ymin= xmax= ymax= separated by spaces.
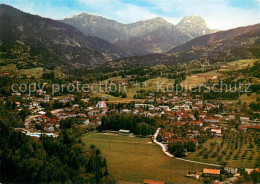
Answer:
xmin=107 ymin=23 xmax=260 ymax=70
xmin=0 ymin=4 xmax=259 ymax=73
xmin=62 ymin=13 xmax=214 ymax=55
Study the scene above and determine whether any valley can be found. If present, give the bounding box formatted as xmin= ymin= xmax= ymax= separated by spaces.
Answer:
xmin=0 ymin=2 xmax=259 ymax=184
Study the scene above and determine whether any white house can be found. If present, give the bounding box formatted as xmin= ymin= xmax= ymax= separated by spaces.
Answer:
xmin=224 ymin=166 xmax=238 ymax=174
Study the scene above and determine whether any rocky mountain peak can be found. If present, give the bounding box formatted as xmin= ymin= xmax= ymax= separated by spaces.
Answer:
xmin=176 ymin=15 xmax=211 ymax=37
xmin=177 ymin=15 xmax=207 ymax=28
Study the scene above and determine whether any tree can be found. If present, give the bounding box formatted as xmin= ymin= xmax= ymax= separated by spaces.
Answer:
xmin=184 ymin=141 xmax=196 ymax=152
xmin=18 ymin=108 xmax=31 ymax=121
xmin=168 ymin=142 xmax=185 ymax=157
xmin=121 ymin=92 xmax=127 ymax=98
xmin=194 ymin=110 xmax=199 ymax=120
xmin=251 ymin=171 xmax=260 ymax=183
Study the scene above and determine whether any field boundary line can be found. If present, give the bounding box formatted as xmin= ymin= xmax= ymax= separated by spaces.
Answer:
xmin=82 ymin=137 xmax=153 ymax=145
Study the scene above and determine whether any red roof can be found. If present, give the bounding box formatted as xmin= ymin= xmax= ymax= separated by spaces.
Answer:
xmin=190 ymin=120 xmax=203 ymax=125
xmin=173 ymin=121 xmax=183 ymax=127
xmin=40 ymin=115 xmax=48 ymax=120
xmin=163 ymin=132 xmax=172 ymax=138
xmin=203 ymin=168 xmax=220 ymax=175
xmin=143 ymin=179 xmax=165 ymax=184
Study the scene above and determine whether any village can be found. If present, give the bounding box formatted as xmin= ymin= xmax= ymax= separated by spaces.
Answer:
xmin=7 ymin=83 xmax=260 ymax=183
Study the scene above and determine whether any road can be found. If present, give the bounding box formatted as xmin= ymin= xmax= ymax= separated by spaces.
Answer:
xmin=25 ymin=115 xmax=39 ymax=129
xmin=153 ymin=128 xmax=222 ymax=167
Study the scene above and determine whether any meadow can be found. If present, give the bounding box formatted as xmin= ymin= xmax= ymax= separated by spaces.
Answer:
xmin=82 ymin=132 xmax=215 ymax=183
xmin=0 ymin=64 xmax=66 ymax=79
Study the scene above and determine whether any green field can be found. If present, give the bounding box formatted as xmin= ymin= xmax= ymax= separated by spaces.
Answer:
xmin=181 ymin=70 xmax=221 ymax=89
xmin=0 ymin=64 xmax=66 ymax=79
xmin=92 ymin=77 xmax=175 ymax=103
xmin=226 ymin=59 xmax=259 ymax=70
xmin=181 ymin=59 xmax=259 ymax=89
xmin=82 ymin=132 xmax=215 ymax=183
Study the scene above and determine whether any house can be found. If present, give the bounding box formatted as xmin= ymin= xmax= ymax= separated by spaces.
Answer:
xmin=88 ymin=110 xmax=100 ymax=116
xmin=72 ymin=104 xmax=79 ymax=109
xmin=240 ymin=117 xmax=250 ymax=122
xmin=203 ymin=168 xmax=221 ymax=175
xmin=15 ymin=102 xmax=20 ymax=107
xmin=211 ymin=129 xmax=222 ymax=136
xmin=135 ymin=104 xmax=154 ymax=109
xmin=118 ymin=129 xmax=130 ymax=136
xmin=143 ymin=179 xmax=165 ymax=184
xmin=44 ymin=125 xmax=54 ymax=132
xmin=36 ymin=89 xmax=45 ymax=96
xmin=44 ymin=95 xmax=50 ymax=102
xmin=96 ymin=101 xmax=107 ymax=109
xmin=22 ymin=94 xmax=31 ymax=100
xmin=189 ymin=120 xmax=203 ymax=127
xmin=249 ymin=120 xmax=260 ymax=126
xmin=81 ymin=98 xmax=90 ymax=103
xmin=204 ymin=117 xmax=220 ymax=123
xmin=82 ymin=119 xmax=90 ymax=125
xmin=238 ymin=125 xmax=249 ymax=131
xmin=121 ymin=109 xmax=132 ymax=114
xmin=78 ymin=113 xmax=87 ymax=117
xmin=39 ymin=115 xmax=49 ymax=123
xmin=162 ymin=132 xmax=173 ymax=139
xmin=228 ymin=115 xmax=235 ymax=121
xmin=224 ymin=166 xmax=238 ymax=174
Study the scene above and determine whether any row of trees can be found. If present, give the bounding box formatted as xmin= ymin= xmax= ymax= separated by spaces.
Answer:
xmin=100 ymin=113 xmax=157 ymax=136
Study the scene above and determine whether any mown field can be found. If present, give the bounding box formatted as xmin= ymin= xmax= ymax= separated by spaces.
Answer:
xmin=92 ymin=77 xmax=175 ymax=103
xmin=82 ymin=132 xmax=214 ymax=183
xmin=181 ymin=59 xmax=258 ymax=89
xmin=186 ymin=134 xmax=260 ymax=168
xmin=0 ymin=64 xmax=66 ymax=79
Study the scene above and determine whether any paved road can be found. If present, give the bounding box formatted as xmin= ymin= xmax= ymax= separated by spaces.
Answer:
xmin=153 ymin=128 xmax=222 ymax=167
xmin=25 ymin=115 xmax=39 ymax=129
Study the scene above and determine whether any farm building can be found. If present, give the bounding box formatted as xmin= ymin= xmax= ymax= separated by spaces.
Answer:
xmin=203 ymin=168 xmax=220 ymax=175
xmin=119 ymin=129 xmax=130 ymax=136
xmin=143 ymin=179 xmax=165 ymax=184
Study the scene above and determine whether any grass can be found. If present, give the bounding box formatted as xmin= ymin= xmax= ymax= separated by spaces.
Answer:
xmin=181 ymin=59 xmax=259 ymax=89
xmin=226 ymin=59 xmax=259 ymax=70
xmin=19 ymin=67 xmax=45 ymax=78
xmin=91 ymin=77 xmax=175 ymax=103
xmin=239 ymin=93 xmax=259 ymax=104
xmin=181 ymin=70 xmax=220 ymax=89
xmin=82 ymin=132 xmax=214 ymax=183
xmin=0 ymin=64 xmax=66 ymax=79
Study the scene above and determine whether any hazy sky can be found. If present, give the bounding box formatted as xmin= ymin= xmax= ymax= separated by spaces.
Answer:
xmin=1 ymin=0 xmax=260 ymax=30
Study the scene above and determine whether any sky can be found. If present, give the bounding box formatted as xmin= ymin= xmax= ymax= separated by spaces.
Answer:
xmin=1 ymin=0 xmax=260 ymax=30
